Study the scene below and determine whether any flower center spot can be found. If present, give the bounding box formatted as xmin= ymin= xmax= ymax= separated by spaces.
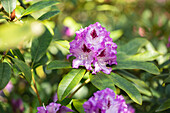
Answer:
xmin=91 ymin=29 xmax=98 ymax=39
xmin=82 ymin=44 xmax=91 ymax=53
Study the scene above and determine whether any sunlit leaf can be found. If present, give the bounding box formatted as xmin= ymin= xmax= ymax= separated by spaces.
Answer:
xmin=73 ymin=99 xmax=86 ymax=113
xmin=117 ymin=51 xmax=160 ymax=62
xmin=127 ymin=51 xmax=160 ymax=61
xmin=38 ymin=10 xmax=60 ymax=20
xmin=118 ymin=38 xmax=148 ymax=55
xmin=15 ymin=6 xmax=25 ymax=18
xmin=0 ymin=62 xmax=11 ymax=90
xmin=113 ymin=60 xmax=160 ymax=75
xmin=21 ymin=1 xmax=59 ymax=16
xmin=55 ymin=40 xmax=70 ymax=50
xmin=1 ymin=0 xmax=16 ymax=14
xmin=57 ymin=69 xmax=86 ymax=101
xmin=110 ymin=29 xmax=123 ymax=41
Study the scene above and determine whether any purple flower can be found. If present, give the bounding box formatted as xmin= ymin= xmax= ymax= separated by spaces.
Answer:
xmin=53 ymin=93 xmax=58 ymax=103
xmin=37 ymin=103 xmax=73 ymax=113
xmin=127 ymin=104 xmax=135 ymax=113
xmin=83 ymin=88 xmax=128 ymax=113
xmin=68 ymin=22 xmax=117 ymax=74
xmin=11 ymin=99 xmax=24 ymax=113
xmin=62 ymin=26 xmax=74 ymax=37
xmin=0 ymin=81 xmax=13 ymax=95
xmin=37 ymin=93 xmax=73 ymax=113
xmin=167 ymin=37 xmax=170 ymax=48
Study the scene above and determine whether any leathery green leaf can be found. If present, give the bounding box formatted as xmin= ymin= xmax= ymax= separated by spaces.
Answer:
xmin=113 ymin=60 xmax=160 ymax=75
xmin=31 ymin=28 xmax=52 ymax=64
xmin=90 ymin=73 xmax=116 ymax=93
xmin=22 ymin=1 xmax=59 ymax=16
xmin=13 ymin=59 xmax=32 ymax=83
xmin=73 ymin=99 xmax=86 ymax=113
xmin=118 ymin=38 xmax=148 ymax=55
xmin=1 ymin=0 xmax=16 ymax=14
xmin=38 ymin=10 xmax=60 ymax=20
xmin=57 ymin=69 xmax=86 ymax=101
xmin=110 ymin=72 xmax=142 ymax=105
xmin=156 ymin=99 xmax=170 ymax=112
xmin=0 ymin=62 xmax=11 ymax=90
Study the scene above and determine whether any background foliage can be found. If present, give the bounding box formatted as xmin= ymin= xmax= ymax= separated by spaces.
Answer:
xmin=0 ymin=0 xmax=169 ymax=113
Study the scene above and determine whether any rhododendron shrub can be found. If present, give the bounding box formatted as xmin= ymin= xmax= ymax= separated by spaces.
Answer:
xmin=0 ymin=0 xmax=169 ymax=113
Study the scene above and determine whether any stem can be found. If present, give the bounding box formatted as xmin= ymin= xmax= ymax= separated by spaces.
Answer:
xmin=32 ymin=71 xmax=42 ymax=106
xmin=68 ymin=78 xmax=90 ymax=98
xmin=18 ymin=0 xmax=27 ymax=9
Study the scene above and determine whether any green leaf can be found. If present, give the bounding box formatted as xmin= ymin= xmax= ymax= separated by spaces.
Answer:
xmin=125 ymin=51 xmax=160 ymax=61
xmin=159 ymin=59 xmax=170 ymax=68
xmin=1 ymin=0 xmax=16 ymax=14
xmin=110 ymin=29 xmax=123 ymax=41
xmin=15 ymin=6 xmax=25 ymax=18
xmin=38 ymin=10 xmax=60 ymax=20
xmin=0 ymin=13 xmax=9 ymax=20
xmin=164 ymin=75 xmax=170 ymax=84
xmin=57 ymin=69 xmax=86 ymax=101
xmin=12 ymin=49 xmax=25 ymax=61
xmin=0 ymin=62 xmax=11 ymax=90
xmin=33 ymin=54 xmax=48 ymax=68
xmin=57 ymin=98 xmax=72 ymax=106
xmin=117 ymin=70 xmax=151 ymax=96
xmin=118 ymin=38 xmax=148 ymax=55
xmin=110 ymin=72 xmax=142 ymax=105
xmin=113 ymin=60 xmax=160 ymax=75
xmin=90 ymin=73 xmax=116 ymax=93
xmin=73 ymin=99 xmax=86 ymax=113
xmin=156 ymin=99 xmax=170 ymax=112
xmin=21 ymin=1 xmax=59 ymax=16
xmin=47 ymin=60 xmax=72 ymax=70
xmin=31 ymin=28 xmax=52 ymax=65
xmin=0 ymin=22 xmax=44 ymax=51
xmin=13 ymin=58 xmax=32 ymax=83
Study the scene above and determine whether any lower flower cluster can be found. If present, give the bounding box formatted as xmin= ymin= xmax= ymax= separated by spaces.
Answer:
xmin=68 ymin=22 xmax=117 ymax=74
xmin=83 ymin=88 xmax=135 ymax=113
xmin=37 ymin=93 xmax=73 ymax=113
xmin=37 ymin=102 xmax=73 ymax=113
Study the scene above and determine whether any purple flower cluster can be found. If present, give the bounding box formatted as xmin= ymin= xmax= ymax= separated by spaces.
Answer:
xmin=37 ymin=102 xmax=73 ymax=113
xmin=11 ymin=99 xmax=24 ymax=113
xmin=167 ymin=36 xmax=170 ymax=48
xmin=83 ymin=88 xmax=135 ymax=113
xmin=0 ymin=81 xmax=13 ymax=95
xmin=68 ymin=22 xmax=117 ymax=74
xmin=37 ymin=93 xmax=73 ymax=113
xmin=127 ymin=104 xmax=135 ymax=113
